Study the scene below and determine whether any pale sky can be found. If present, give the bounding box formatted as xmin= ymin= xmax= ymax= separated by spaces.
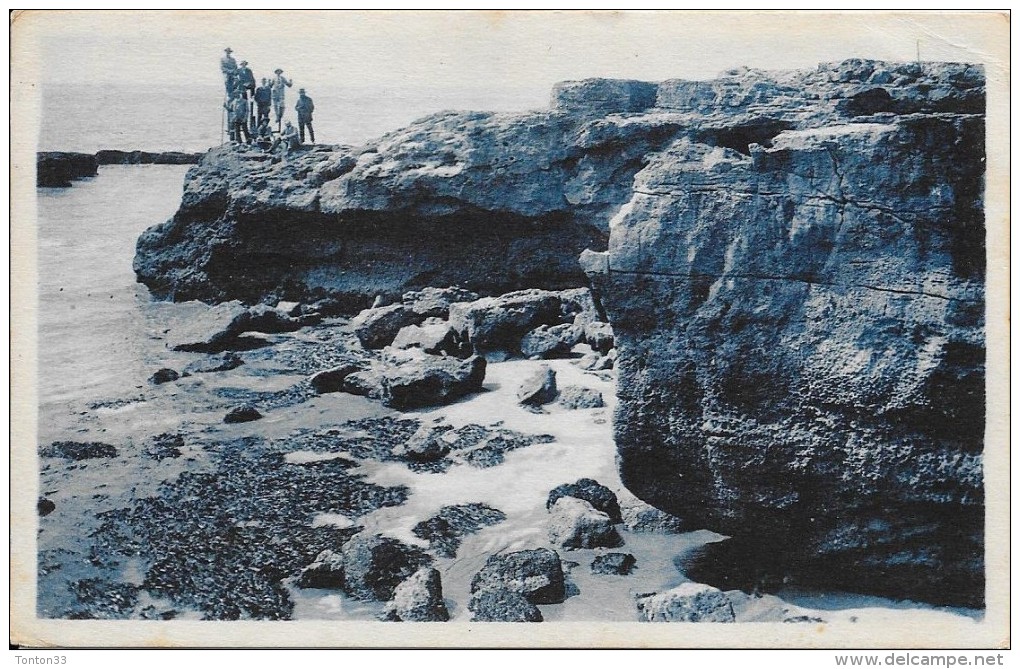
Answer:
xmin=13 ymin=10 xmax=1009 ymax=95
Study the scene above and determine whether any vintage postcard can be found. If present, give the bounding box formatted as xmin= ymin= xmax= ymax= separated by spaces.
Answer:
xmin=10 ymin=10 xmax=1010 ymax=649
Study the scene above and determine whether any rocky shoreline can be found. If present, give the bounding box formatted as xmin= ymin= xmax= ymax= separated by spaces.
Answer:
xmin=41 ymin=58 xmax=987 ymax=616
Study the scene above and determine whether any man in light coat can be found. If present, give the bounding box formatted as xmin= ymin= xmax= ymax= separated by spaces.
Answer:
xmin=271 ymin=68 xmax=293 ymax=129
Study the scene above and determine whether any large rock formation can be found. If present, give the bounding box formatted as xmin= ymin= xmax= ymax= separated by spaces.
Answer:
xmin=586 ymin=60 xmax=985 ymax=607
xmin=134 ymin=59 xmax=986 ymax=605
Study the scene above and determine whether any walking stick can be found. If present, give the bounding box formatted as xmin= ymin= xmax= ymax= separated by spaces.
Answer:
xmin=221 ymin=93 xmax=226 ymax=145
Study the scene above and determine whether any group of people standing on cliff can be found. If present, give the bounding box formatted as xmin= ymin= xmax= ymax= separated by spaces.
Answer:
xmin=220 ymin=47 xmax=315 ymax=157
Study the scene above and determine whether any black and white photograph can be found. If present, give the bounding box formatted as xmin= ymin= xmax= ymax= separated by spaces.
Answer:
xmin=10 ymin=10 xmax=1009 ymax=650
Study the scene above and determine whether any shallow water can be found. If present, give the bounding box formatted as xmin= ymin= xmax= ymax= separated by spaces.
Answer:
xmin=36 ymin=165 xmax=191 ymax=437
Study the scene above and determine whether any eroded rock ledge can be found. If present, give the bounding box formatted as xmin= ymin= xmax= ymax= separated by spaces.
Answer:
xmin=134 ymin=59 xmax=986 ymax=606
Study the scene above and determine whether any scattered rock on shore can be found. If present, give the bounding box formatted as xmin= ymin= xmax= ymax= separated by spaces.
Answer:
xmin=296 ymin=549 xmax=346 ymax=589
xmin=469 ymin=589 xmax=543 ymax=622
xmin=149 ymin=368 xmax=180 ymax=385
xmin=636 ymin=582 xmax=736 ymax=623
xmin=546 ymin=478 xmax=622 ymax=523
xmin=516 ymin=365 xmax=557 ymax=406
xmin=223 ymin=404 xmax=262 ymax=423
xmin=470 ymin=548 xmax=566 ymax=605
xmin=402 ymin=287 xmax=480 ymax=319
xmin=519 ymin=323 xmax=582 ymax=359
xmin=620 ymin=498 xmax=685 ymax=534
xmin=547 ymin=497 xmax=623 ymax=550
xmin=591 ymin=553 xmax=636 ymax=575
xmin=340 ymin=533 xmax=432 ymax=601
xmin=556 ymin=385 xmax=605 ymax=409
xmin=382 ymin=567 xmax=449 ymax=622
xmin=182 ymin=352 xmax=245 ymax=375
xmin=352 ymin=304 xmax=424 ymax=349
xmin=309 ymin=362 xmax=364 ymax=394
xmin=411 ymin=503 xmax=507 ymax=557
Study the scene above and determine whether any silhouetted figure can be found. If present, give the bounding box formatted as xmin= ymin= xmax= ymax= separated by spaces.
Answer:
xmin=295 ymin=88 xmax=315 ymax=144
xmin=255 ymin=117 xmax=273 ymax=151
xmin=270 ymin=121 xmax=300 ymax=160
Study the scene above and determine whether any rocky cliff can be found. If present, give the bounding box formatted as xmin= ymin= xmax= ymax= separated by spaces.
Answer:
xmin=134 ymin=59 xmax=986 ymax=606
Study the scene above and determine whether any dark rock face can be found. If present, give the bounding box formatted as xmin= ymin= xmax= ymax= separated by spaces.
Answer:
xmin=547 ymin=478 xmax=623 ymax=523
xmin=309 ymin=362 xmax=363 ymax=394
xmin=297 ymin=549 xmax=346 ymax=589
xmin=37 ymin=152 xmax=98 ymax=187
xmin=587 ymin=60 xmax=986 ymax=606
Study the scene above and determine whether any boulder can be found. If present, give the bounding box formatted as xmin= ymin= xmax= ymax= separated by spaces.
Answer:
xmin=448 ymin=290 xmax=566 ymax=354
xmin=635 ymin=583 xmax=736 ymax=623
xmin=382 ymin=567 xmax=449 ymax=622
xmin=297 ymin=549 xmax=346 ymax=589
xmin=582 ymin=321 xmax=614 ymax=354
xmin=591 ymin=553 xmax=636 ymax=576
xmin=40 ymin=441 xmax=118 ymax=460
xmin=516 ymin=365 xmax=557 ymax=406
xmin=167 ymin=301 xmax=249 ymax=352
xmin=182 ymin=352 xmax=245 ymax=375
xmin=547 ymin=497 xmax=623 ymax=550
xmin=341 ymin=370 xmax=387 ymax=400
xmin=38 ymin=498 xmax=56 ymax=516
xmin=556 ymin=385 xmax=605 ymax=410
xmin=470 ymin=548 xmax=565 ymax=605
xmin=519 ymin=323 xmax=582 ymax=359
xmin=621 ymin=499 xmax=685 ymax=534
xmin=575 ymin=352 xmax=602 ymax=371
xmin=351 ymin=304 xmax=424 ymax=350
xmin=381 ymin=353 xmax=487 ymax=410
xmin=230 ymin=303 xmax=306 ymax=334
xmin=546 ymin=478 xmax=622 ymax=523
xmin=341 ymin=533 xmax=432 ymax=601
xmin=402 ymin=286 xmax=480 ymax=319
xmin=149 ymin=368 xmax=179 ymax=385
xmin=309 ymin=362 xmax=364 ymax=394
xmin=223 ymin=404 xmax=262 ymax=424
xmin=392 ymin=423 xmax=452 ymax=462
xmin=391 ymin=318 xmax=467 ymax=357
xmin=468 ymin=589 xmax=543 ymax=623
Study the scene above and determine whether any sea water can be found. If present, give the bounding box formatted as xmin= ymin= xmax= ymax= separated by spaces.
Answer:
xmin=38 ymin=83 xmax=550 ymax=153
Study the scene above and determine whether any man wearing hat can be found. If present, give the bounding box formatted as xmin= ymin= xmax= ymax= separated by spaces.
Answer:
xmin=271 ymin=68 xmax=293 ymax=130
xmin=236 ymin=60 xmax=256 ymax=100
xmin=254 ymin=77 xmax=273 ymax=127
xmin=295 ymin=88 xmax=315 ymax=144
xmin=220 ymin=47 xmax=237 ymax=95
